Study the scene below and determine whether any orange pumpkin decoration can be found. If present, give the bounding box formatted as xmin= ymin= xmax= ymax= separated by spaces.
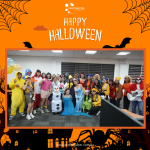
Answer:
xmin=3 ymin=128 xmax=9 ymax=133
xmin=0 ymin=134 xmax=11 ymax=146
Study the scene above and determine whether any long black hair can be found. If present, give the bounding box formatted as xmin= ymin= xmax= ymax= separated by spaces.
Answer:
xmin=109 ymin=79 xmax=115 ymax=86
xmin=46 ymin=72 xmax=51 ymax=79
xmin=93 ymin=79 xmax=101 ymax=88
xmin=68 ymin=78 xmax=74 ymax=88
xmin=60 ymin=77 xmax=66 ymax=84
xmin=84 ymin=78 xmax=93 ymax=87
xmin=64 ymin=88 xmax=70 ymax=95
xmin=84 ymin=91 xmax=92 ymax=102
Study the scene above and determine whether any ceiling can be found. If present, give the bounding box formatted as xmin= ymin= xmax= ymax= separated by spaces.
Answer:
xmin=7 ymin=50 xmax=143 ymax=60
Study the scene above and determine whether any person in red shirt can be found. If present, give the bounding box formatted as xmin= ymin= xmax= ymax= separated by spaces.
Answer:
xmin=109 ymin=79 xmax=115 ymax=105
xmin=126 ymin=76 xmax=144 ymax=116
xmin=122 ymin=75 xmax=132 ymax=110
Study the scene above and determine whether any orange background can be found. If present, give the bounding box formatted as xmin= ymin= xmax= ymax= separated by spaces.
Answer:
xmin=0 ymin=0 xmax=149 ymax=141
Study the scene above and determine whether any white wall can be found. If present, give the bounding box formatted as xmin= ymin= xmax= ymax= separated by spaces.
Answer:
xmin=7 ymin=56 xmax=143 ymax=85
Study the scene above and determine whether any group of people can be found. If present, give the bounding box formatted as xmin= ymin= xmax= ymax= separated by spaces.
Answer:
xmin=9 ymin=69 xmax=144 ymax=121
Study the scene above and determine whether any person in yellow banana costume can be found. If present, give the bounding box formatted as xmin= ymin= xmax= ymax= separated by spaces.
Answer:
xmin=9 ymin=72 xmax=25 ymax=120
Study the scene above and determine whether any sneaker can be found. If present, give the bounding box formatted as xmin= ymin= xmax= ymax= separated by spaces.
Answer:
xmin=45 ymin=108 xmax=49 ymax=112
xmin=33 ymin=110 xmax=36 ymax=114
xmin=30 ymin=113 xmax=35 ymax=118
xmin=26 ymin=115 xmax=31 ymax=120
xmin=9 ymin=115 xmax=14 ymax=120
xmin=87 ymin=112 xmax=89 ymax=114
xmin=20 ymin=112 xmax=25 ymax=116
xmin=41 ymin=109 xmax=44 ymax=114
xmin=96 ymin=111 xmax=101 ymax=115
xmin=37 ymin=108 xmax=41 ymax=112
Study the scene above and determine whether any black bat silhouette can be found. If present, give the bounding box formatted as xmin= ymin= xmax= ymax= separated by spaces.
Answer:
xmin=23 ymin=41 xmax=33 ymax=48
xmin=103 ymin=37 xmax=132 ymax=48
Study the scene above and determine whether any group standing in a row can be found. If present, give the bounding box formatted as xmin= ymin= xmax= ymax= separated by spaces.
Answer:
xmin=9 ymin=68 xmax=144 ymax=121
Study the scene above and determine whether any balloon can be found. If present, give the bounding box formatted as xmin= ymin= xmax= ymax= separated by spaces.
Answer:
xmin=7 ymin=58 xmax=14 ymax=66
xmin=7 ymin=66 xmax=13 ymax=74
xmin=13 ymin=64 xmax=21 ymax=71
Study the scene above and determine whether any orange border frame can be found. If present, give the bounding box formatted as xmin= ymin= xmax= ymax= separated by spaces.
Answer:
xmin=5 ymin=48 xmax=146 ymax=129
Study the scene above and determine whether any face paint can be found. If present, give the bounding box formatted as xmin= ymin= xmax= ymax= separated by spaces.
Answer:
xmin=136 ymin=77 xmax=141 ymax=84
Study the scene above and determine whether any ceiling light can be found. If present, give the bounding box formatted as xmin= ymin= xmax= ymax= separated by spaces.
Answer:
xmin=52 ymin=50 xmax=63 ymax=53
xmin=85 ymin=51 xmax=97 ymax=54
xmin=116 ymin=52 xmax=131 ymax=55
xmin=19 ymin=50 xmax=30 ymax=51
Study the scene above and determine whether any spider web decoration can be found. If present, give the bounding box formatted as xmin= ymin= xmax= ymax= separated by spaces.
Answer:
xmin=0 ymin=0 xmax=30 ymax=32
xmin=123 ymin=0 xmax=150 ymax=33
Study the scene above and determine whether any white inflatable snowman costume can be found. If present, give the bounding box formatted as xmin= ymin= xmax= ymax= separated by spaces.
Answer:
xmin=51 ymin=86 xmax=62 ymax=113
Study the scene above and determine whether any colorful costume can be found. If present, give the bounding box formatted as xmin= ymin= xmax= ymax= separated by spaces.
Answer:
xmin=23 ymin=69 xmax=32 ymax=109
xmin=31 ymin=71 xmax=42 ymax=109
xmin=115 ymin=77 xmax=123 ymax=108
xmin=123 ymin=76 xmax=132 ymax=110
xmin=109 ymin=84 xmax=116 ymax=104
xmin=126 ymin=76 xmax=144 ymax=116
xmin=82 ymin=94 xmax=92 ymax=112
xmin=23 ymin=69 xmax=32 ymax=80
xmin=51 ymin=86 xmax=62 ymax=113
xmin=9 ymin=72 xmax=25 ymax=116
xmin=75 ymin=85 xmax=84 ymax=112
xmin=84 ymin=74 xmax=94 ymax=91
xmin=67 ymin=75 xmax=74 ymax=88
xmin=61 ymin=95 xmax=92 ymax=117
xmin=41 ymin=78 xmax=52 ymax=99
xmin=88 ymin=90 xmax=101 ymax=115
xmin=102 ymin=82 xmax=110 ymax=97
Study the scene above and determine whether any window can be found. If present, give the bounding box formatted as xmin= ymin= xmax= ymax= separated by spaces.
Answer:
xmin=35 ymin=130 xmax=37 ymax=134
xmin=16 ymin=130 xmax=19 ymax=133
xmin=61 ymin=62 xmax=115 ymax=79
xmin=128 ymin=65 xmax=144 ymax=83
xmin=127 ymin=141 xmax=130 ymax=146
xmin=48 ymin=139 xmax=53 ymax=148
xmin=48 ymin=129 xmax=53 ymax=134
xmin=55 ymin=138 xmax=59 ymax=148
xmin=66 ymin=138 xmax=68 ymax=147
xmin=148 ymin=130 xmax=150 ymax=133
xmin=14 ymin=141 xmax=18 ymax=146
xmin=33 ymin=130 xmax=34 ymax=134
xmin=61 ymin=138 xmax=64 ymax=148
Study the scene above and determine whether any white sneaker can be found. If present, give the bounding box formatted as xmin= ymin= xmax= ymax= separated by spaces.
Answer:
xmin=37 ymin=108 xmax=41 ymax=112
xmin=26 ymin=115 xmax=31 ymax=120
xmin=45 ymin=108 xmax=49 ymax=113
xmin=30 ymin=113 xmax=35 ymax=118
xmin=33 ymin=110 xmax=36 ymax=114
xmin=41 ymin=109 xmax=44 ymax=114
xmin=96 ymin=111 xmax=101 ymax=115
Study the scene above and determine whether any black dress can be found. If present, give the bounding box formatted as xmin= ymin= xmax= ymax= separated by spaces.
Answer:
xmin=70 ymin=85 xmax=76 ymax=107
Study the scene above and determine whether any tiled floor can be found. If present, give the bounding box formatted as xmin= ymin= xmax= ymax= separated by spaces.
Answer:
xmin=7 ymin=98 xmax=139 ymax=127
xmin=7 ymin=103 xmax=100 ymax=127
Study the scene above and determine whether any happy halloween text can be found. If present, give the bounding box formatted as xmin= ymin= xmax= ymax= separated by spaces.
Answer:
xmin=49 ymin=18 xmax=102 ymax=41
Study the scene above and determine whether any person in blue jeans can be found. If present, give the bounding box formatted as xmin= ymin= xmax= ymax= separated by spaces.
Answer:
xmin=23 ymin=69 xmax=32 ymax=110
xmin=126 ymin=76 xmax=144 ymax=116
